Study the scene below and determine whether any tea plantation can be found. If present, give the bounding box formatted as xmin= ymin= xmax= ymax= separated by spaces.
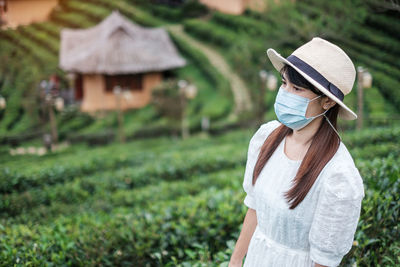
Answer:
xmin=0 ymin=124 xmax=399 ymax=266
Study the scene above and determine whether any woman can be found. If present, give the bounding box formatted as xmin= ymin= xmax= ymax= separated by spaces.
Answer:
xmin=229 ymin=37 xmax=365 ymax=267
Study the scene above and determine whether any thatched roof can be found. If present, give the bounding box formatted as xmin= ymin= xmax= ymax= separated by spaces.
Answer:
xmin=59 ymin=10 xmax=186 ymax=74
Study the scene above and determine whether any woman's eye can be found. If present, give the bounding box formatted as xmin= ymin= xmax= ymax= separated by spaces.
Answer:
xmin=294 ymin=87 xmax=301 ymax=91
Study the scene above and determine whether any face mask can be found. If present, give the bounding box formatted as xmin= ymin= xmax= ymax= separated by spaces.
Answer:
xmin=274 ymin=85 xmax=328 ymax=130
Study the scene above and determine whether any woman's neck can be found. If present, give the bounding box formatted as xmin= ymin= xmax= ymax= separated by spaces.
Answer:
xmin=289 ymin=116 xmax=323 ymax=146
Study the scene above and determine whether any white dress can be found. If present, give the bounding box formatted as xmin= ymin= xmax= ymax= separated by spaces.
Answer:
xmin=242 ymin=120 xmax=365 ymax=267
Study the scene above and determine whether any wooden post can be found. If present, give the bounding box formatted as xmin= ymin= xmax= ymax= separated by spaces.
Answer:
xmin=113 ymin=86 xmax=125 ymax=143
xmin=47 ymin=97 xmax=58 ymax=145
xmin=116 ymin=92 xmax=125 ymax=143
xmin=181 ymin=92 xmax=189 ymax=139
xmin=356 ymin=67 xmax=364 ymax=131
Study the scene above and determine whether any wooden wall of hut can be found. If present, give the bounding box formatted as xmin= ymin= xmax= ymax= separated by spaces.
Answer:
xmin=80 ymin=72 xmax=163 ymax=112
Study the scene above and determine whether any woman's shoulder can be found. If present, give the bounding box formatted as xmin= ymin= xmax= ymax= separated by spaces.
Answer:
xmin=320 ymin=142 xmax=365 ymax=200
xmin=260 ymin=119 xmax=282 ymax=131
xmin=252 ymin=120 xmax=281 ymax=141
xmin=248 ymin=120 xmax=281 ymax=150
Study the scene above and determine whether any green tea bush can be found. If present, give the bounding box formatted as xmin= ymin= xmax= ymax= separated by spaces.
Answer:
xmin=365 ymin=14 xmax=400 ymax=41
xmin=349 ymin=26 xmax=400 ymax=57
xmin=183 ymin=19 xmax=237 ymax=48
xmin=211 ymin=11 xmax=273 ymax=37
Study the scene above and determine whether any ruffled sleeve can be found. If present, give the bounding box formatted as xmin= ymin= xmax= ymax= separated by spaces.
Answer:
xmin=242 ymin=120 xmax=281 ymax=210
xmin=309 ymin=163 xmax=365 ymax=267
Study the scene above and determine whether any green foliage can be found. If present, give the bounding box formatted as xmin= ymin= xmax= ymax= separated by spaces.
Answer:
xmin=296 ymin=0 xmax=369 ymax=37
xmin=151 ymin=78 xmax=185 ymax=123
xmin=183 ymin=19 xmax=238 ymax=47
xmin=0 ymin=123 xmax=399 ymax=265
xmin=211 ymin=11 xmax=273 ymax=37
xmin=365 ymin=13 xmax=400 ymax=40
xmin=168 ymin=32 xmax=232 ymax=120
xmin=180 ymin=0 xmax=209 ymax=18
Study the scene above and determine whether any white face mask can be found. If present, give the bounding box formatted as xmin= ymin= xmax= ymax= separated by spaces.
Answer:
xmin=274 ymin=86 xmax=341 ymax=139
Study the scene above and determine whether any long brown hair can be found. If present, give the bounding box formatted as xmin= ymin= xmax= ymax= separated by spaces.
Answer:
xmin=252 ymin=64 xmax=341 ymax=209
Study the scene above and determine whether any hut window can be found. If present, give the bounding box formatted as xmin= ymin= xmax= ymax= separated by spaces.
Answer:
xmin=75 ymin=74 xmax=83 ymax=100
xmin=105 ymin=74 xmax=143 ymax=92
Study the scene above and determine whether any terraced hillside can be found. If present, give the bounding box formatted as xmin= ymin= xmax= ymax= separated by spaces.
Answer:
xmin=0 ymin=0 xmax=399 ymax=145
xmin=0 ymin=0 xmax=233 ymax=145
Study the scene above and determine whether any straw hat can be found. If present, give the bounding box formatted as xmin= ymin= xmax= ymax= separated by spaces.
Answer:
xmin=266 ymin=37 xmax=357 ymax=120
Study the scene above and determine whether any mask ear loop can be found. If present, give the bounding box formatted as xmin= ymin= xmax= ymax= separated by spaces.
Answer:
xmin=310 ymin=94 xmax=342 ymax=140
xmin=323 ymin=113 xmax=342 ymax=141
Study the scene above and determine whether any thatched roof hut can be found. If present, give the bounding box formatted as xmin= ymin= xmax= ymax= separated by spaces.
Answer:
xmin=59 ymin=10 xmax=186 ymax=74
xmin=58 ymin=11 xmax=187 ymax=113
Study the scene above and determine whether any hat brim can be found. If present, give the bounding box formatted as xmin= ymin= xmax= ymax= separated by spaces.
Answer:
xmin=266 ymin=48 xmax=357 ymax=120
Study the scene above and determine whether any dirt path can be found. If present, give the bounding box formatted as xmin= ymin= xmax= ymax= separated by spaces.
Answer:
xmin=165 ymin=24 xmax=253 ymax=118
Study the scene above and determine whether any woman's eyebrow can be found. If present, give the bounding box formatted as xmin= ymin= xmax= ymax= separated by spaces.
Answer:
xmin=294 ymin=84 xmax=307 ymax=90
xmin=280 ymin=74 xmax=307 ymax=90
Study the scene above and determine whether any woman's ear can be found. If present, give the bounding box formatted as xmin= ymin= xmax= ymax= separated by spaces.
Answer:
xmin=321 ymin=96 xmax=337 ymax=110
